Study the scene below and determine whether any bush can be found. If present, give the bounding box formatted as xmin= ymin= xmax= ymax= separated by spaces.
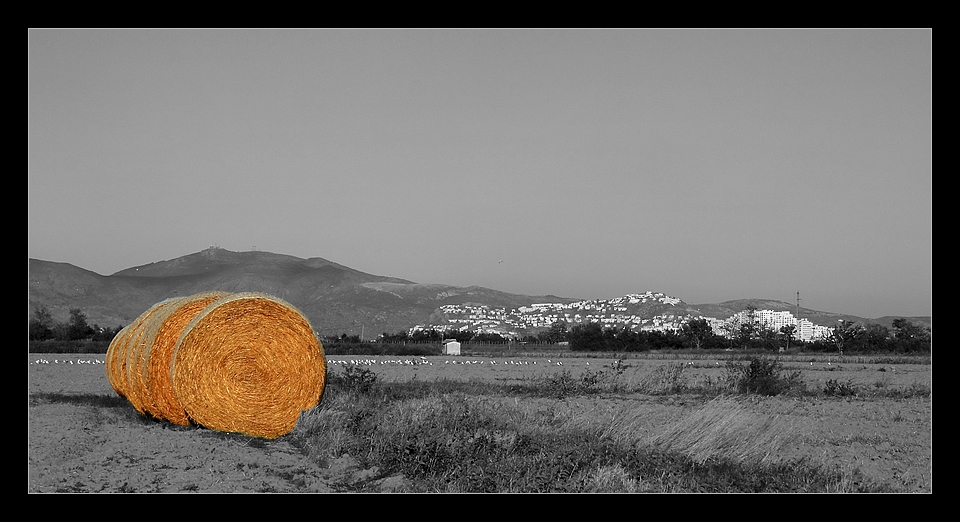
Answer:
xmin=823 ymin=379 xmax=858 ymax=397
xmin=532 ymin=367 xmax=624 ymax=399
xmin=642 ymin=362 xmax=687 ymax=394
xmin=725 ymin=357 xmax=805 ymax=396
xmin=328 ymin=363 xmax=379 ymax=393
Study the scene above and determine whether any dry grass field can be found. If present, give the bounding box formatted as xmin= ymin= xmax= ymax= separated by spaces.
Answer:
xmin=28 ymin=352 xmax=931 ymax=493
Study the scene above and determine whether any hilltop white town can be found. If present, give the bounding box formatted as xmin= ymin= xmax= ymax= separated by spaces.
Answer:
xmin=409 ymin=291 xmax=834 ymax=341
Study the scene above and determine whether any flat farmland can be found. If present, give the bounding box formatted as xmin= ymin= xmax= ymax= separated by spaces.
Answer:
xmin=27 ymin=352 xmax=931 ymax=394
xmin=325 ymin=353 xmax=931 ymax=393
xmin=28 ymin=352 xmax=932 ymax=492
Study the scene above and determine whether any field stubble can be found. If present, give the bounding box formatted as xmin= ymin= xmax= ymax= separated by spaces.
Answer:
xmin=28 ymin=353 xmax=931 ymax=492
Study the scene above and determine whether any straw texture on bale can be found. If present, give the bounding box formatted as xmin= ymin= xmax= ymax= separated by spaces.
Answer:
xmin=105 ymin=298 xmax=183 ymax=400
xmin=144 ymin=291 xmax=231 ymax=425
xmin=105 ymin=322 xmax=135 ymax=399
xmin=171 ymin=293 xmax=326 ymax=439
xmin=125 ymin=296 xmax=191 ymax=417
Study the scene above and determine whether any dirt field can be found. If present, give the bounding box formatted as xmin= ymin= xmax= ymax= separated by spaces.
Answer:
xmin=28 ymin=354 xmax=932 ymax=493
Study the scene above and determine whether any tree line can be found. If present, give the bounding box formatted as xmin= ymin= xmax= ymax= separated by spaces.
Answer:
xmin=371 ymin=315 xmax=931 ymax=355
xmin=562 ymin=317 xmax=930 ymax=354
xmin=28 ymin=305 xmax=123 ymax=343
xmin=28 ymin=304 xmax=931 ymax=356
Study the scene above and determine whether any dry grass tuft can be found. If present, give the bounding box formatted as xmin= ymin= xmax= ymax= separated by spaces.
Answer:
xmin=647 ymin=396 xmax=802 ymax=465
xmin=584 ymin=464 xmax=642 ymax=493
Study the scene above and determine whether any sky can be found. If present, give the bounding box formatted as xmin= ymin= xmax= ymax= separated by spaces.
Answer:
xmin=28 ymin=29 xmax=932 ymax=319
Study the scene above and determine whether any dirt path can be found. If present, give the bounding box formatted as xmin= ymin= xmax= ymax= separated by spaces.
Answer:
xmin=28 ymin=357 xmax=404 ymax=493
xmin=27 ymin=399 xmax=406 ymax=493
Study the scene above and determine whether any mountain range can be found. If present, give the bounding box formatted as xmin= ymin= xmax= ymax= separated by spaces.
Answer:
xmin=27 ymin=247 xmax=931 ymax=337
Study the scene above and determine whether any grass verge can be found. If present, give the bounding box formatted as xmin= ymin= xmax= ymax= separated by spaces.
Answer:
xmin=286 ymin=361 xmax=900 ymax=492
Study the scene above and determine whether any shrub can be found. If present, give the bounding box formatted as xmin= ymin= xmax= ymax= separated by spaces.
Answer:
xmin=641 ymin=362 xmax=687 ymax=394
xmin=329 ymin=363 xmax=379 ymax=393
xmin=823 ymin=379 xmax=858 ymax=397
xmin=538 ymin=369 xmax=606 ymax=398
xmin=725 ymin=357 xmax=805 ymax=396
xmin=872 ymin=381 xmax=931 ymax=399
xmin=516 ymin=365 xmax=628 ymax=399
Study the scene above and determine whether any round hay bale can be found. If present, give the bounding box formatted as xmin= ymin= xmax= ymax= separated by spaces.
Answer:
xmin=105 ymin=322 xmax=136 ymax=398
xmin=143 ymin=291 xmax=231 ymax=425
xmin=171 ymin=292 xmax=326 ymax=439
xmin=105 ymin=298 xmax=181 ymax=400
xmin=124 ymin=297 xmax=190 ymax=416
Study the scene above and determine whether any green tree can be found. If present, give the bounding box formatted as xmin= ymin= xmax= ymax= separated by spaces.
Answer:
xmin=779 ymin=324 xmax=796 ymax=351
xmin=892 ymin=318 xmax=931 ymax=353
xmin=338 ymin=333 xmax=361 ymax=343
xmin=470 ymin=332 xmax=503 ymax=343
xmin=409 ymin=328 xmax=443 ymax=343
xmin=680 ymin=318 xmax=713 ymax=350
xmin=29 ymin=305 xmax=55 ymax=341
xmin=737 ymin=323 xmax=757 ymax=349
xmin=603 ymin=326 xmax=640 ymax=351
xmin=755 ymin=324 xmax=779 ymax=350
xmin=861 ymin=323 xmax=891 ymax=353
xmin=446 ymin=330 xmax=474 ymax=343
xmin=66 ymin=308 xmax=93 ymax=340
xmin=719 ymin=320 xmax=738 ymax=349
xmin=568 ymin=322 xmax=605 ymax=351
xmin=829 ymin=319 xmax=863 ymax=357
xmin=538 ymin=320 xmax=569 ymax=344
xmin=735 ymin=305 xmax=759 ymax=348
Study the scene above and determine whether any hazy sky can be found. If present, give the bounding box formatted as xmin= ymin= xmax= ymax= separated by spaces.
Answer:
xmin=28 ymin=29 xmax=932 ymax=318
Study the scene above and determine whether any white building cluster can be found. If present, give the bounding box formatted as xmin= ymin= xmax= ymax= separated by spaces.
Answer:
xmin=415 ymin=293 xmax=833 ymax=342
xmin=419 ymin=292 xmax=710 ymax=337
xmin=715 ymin=309 xmax=832 ymax=341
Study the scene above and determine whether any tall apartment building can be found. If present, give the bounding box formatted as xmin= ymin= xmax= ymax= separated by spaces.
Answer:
xmin=755 ymin=310 xmax=796 ymax=332
xmin=795 ymin=318 xmax=815 ymax=342
xmin=716 ymin=310 xmax=829 ymax=342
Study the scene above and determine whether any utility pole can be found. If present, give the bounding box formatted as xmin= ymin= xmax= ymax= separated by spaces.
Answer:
xmin=796 ymin=291 xmax=801 ymax=319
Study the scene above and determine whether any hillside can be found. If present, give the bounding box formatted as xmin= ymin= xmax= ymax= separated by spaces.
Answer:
xmin=28 ymin=247 xmax=580 ymax=336
xmin=28 ymin=247 xmax=930 ymax=337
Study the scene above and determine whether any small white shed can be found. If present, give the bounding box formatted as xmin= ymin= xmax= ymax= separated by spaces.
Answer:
xmin=442 ymin=339 xmax=461 ymax=355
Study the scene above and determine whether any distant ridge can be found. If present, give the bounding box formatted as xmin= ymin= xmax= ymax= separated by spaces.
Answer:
xmin=28 ymin=247 xmax=931 ymax=336
xmin=28 ymin=247 xmax=579 ymax=336
xmin=685 ymin=298 xmax=929 ymax=332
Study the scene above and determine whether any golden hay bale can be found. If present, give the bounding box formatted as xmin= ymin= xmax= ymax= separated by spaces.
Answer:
xmin=143 ymin=291 xmax=231 ymax=425
xmin=124 ymin=297 xmax=191 ymax=416
xmin=105 ymin=298 xmax=182 ymax=400
xmin=171 ymin=292 xmax=326 ymax=439
xmin=105 ymin=322 xmax=136 ymax=398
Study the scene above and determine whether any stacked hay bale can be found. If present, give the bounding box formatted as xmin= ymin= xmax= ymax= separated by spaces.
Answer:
xmin=106 ymin=297 xmax=186 ymax=401
xmin=105 ymin=291 xmax=327 ymax=438
xmin=172 ymin=293 xmax=327 ymax=438
xmin=146 ymin=291 xmax=231 ymax=425
xmin=126 ymin=295 xmax=194 ymax=417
